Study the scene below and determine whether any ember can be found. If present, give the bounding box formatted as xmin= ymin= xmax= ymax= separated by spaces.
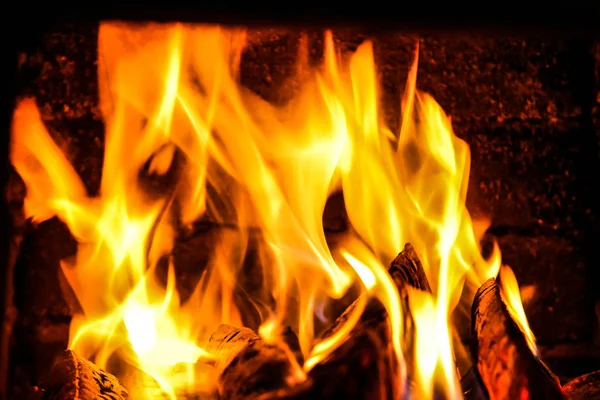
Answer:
xmin=6 ymin=22 xmax=600 ymax=400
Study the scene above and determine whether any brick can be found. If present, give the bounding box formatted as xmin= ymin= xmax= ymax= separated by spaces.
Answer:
xmin=593 ymin=42 xmax=600 ymax=158
xmin=244 ymin=30 xmax=587 ymax=127
xmin=376 ymin=34 xmax=586 ymax=130
xmin=465 ymin=125 xmax=591 ymax=230
xmin=589 ymin=42 xmax=600 ymax=333
xmin=240 ymin=29 xmax=303 ymax=105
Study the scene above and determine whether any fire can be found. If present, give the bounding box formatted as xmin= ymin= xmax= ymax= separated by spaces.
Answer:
xmin=10 ymin=22 xmax=537 ymax=399
xmin=499 ymin=265 xmax=538 ymax=356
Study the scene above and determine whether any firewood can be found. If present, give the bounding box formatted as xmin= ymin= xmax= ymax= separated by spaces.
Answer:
xmin=217 ymin=242 xmax=430 ymax=399
xmin=286 ymin=300 xmax=401 ymax=399
xmin=206 ymin=325 xmax=261 ymax=374
xmin=317 ymin=243 xmax=431 ymax=341
xmin=299 ymin=242 xmax=431 ymax=398
xmin=209 ymin=324 xmax=305 ymax=399
xmin=42 ymin=350 xmax=129 ymax=400
xmin=562 ymin=370 xmax=600 ymax=400
xmin=471 ymin=278 xmax=564 ymax=400
xmin=389 ymin=242 xmax=431 ymax=293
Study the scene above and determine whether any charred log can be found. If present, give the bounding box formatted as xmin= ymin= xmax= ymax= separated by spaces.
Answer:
xmin=318 ymin=242 xmax=431 ymax=341
xmin=205 ymin=323 xmax=304 ymax=399
xmin=217 ymin=242 xmax=430 ymax=399
xmin=42 ymin=350 xmax=129 ymax=400
xmin=472 ymin=278 xmax=564 ymax=400
xmin=303 ymin=242 xmax=431 ymax=397
xmin=206 ymin=325 xmax=261 ymax=375
xmin=562 ymin=370 xmax=600 ymax=400
xmin=389 ymin=242 xmax=431 ymax=293
xmin=212 ymin=325 xmax=306 ymax=399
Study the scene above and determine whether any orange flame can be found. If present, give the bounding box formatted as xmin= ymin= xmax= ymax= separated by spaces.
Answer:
xmin=499 ymin=265 xmax=538 ymax=356
xmin=10 ymin=23 xmax=536 ymax=399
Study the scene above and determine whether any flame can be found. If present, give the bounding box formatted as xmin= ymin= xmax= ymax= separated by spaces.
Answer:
xmin=10 ymin=23 xmax=531 ymax=399
xmin=499 ymin=265 xmax=538 ymax=356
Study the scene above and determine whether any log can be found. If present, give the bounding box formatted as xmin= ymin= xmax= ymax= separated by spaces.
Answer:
xmin=316 ymin=243 xmax=431 ymax=344
xmin=284 ymin=302 xmax=400 ymax=399
xmin=562 ymin=370 xmax=600 ymax=400
xmin=298 ymin=242 xmax=431 ymax=398
xmin=472 ymin=278 xmax=564 ymax=400
xmin=206 ymin=325 xmax=262 ymax=375
xmin=207 ymin=324 xmax=304 ymax=399
xmin=217 ymin=242 xmax=431 ymax=399
xmin=42 ymin=350 xmax=129 ymax=400
xmin=389 ymin=242 xmax=432 ymax=293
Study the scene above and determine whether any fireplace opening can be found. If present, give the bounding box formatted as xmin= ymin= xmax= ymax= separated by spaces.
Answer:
xmin=3 ymin=19 xmax=600 ymax=400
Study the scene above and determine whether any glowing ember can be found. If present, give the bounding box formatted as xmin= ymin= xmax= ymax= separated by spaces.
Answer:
xmin=10 ymin=22 xmax=538 ymax=399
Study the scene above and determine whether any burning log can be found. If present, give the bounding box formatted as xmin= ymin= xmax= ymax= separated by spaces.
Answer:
xmin=206 ymin=323 xmax=305 ymax=398
xmin=388 ymin=243 xmax=432 ymax=292
xmin=216 ymin=242 xmax=431 ymax=399
xmin=562 ymin=370 xmax=600 ymax=400
xmin=42 ymin=350 xmax=129 ymax=400
xmin=317 ymin=242 xmax=432 ymax=347
xmin=472 ymin=278 xmax=564 ymax=400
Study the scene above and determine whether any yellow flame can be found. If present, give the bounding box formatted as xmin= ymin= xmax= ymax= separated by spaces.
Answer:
xmin=10 ymin=22 xmax=526 ymax=399
xmin=499 ymin=265 xmax=538 ymax=356
xmin=408 ymin=288 xmax=440 ymax=399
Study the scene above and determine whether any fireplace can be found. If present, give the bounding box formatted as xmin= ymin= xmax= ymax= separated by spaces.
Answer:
xmin=2 ymin=13 xmax=600 ymax=400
